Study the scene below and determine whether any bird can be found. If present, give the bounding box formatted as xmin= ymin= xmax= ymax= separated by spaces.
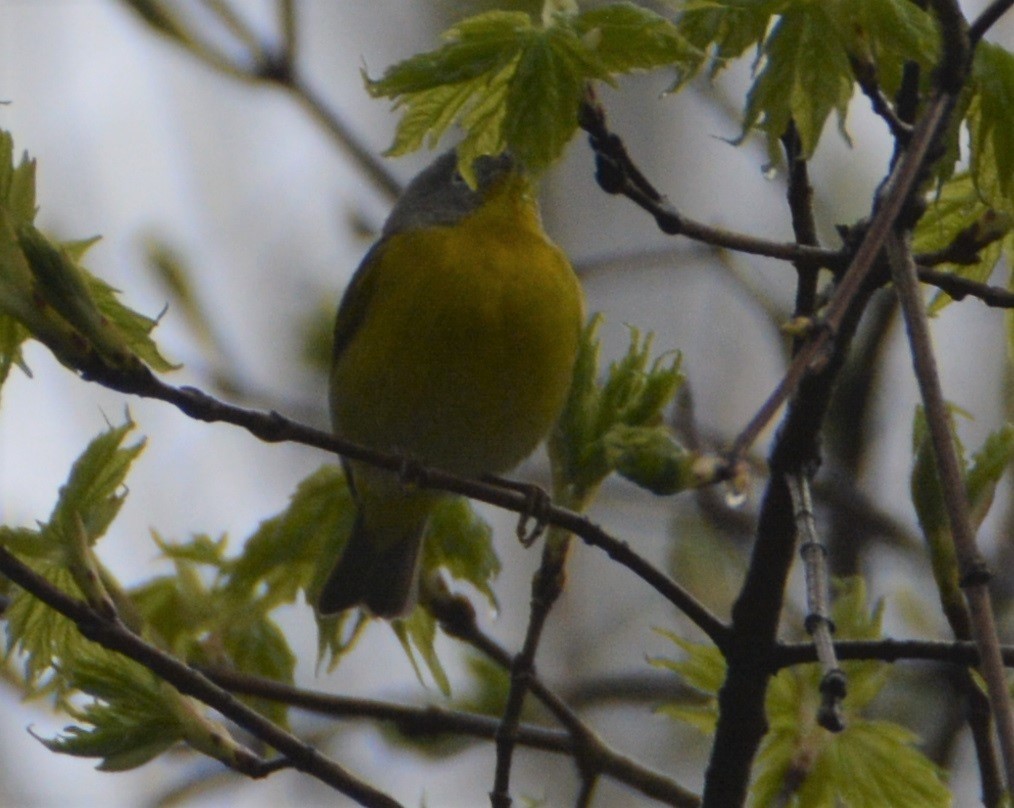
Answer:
xmin=318 ymin=149 xmax=584 ymax=617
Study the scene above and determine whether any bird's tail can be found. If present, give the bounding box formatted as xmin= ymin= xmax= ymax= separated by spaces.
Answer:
xmin=317 ymin=510 xmax=426 ymax=618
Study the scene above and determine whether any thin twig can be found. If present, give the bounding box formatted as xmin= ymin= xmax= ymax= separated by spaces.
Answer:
xmin=969 ymin=0 xmax=1014 ymax=43
xmin=727 ymin=89 xmax=956 ymax=462
xmin=200 ymin=0 xmax=265 ymax=59
xmin=0 ymin=547 xmax=401 ymax=808
xmin=578 ymin=95 xmax=843 ymax=271
xmin=199 ymin=665 xmax=575 ymax=753
xmin=917 ymin=267 xmax=1014 ymax=308
xmin=427 ymin=589 xmax=699 ymax=807
xmin=281 ymin=71 xmax=402 ymax=201
xmin=850 ymin=55 xmax=914 ymax=144
xmin=775 ymin=638 xmax=1014 ymax=668
xmin=491 ymin=534 xmax=571 ymax=808
xmin=276 ymin=0 xmax=296 ymax=58
xmin=72 ymin=355 xmax=730 ymax=644
xmin=886 ymin=230 xmax=1014 ymax=791
xmin=116 ymin=0 xmax=401 ymax=200
xmin=786 ymin=473 xmax=846 ymax=732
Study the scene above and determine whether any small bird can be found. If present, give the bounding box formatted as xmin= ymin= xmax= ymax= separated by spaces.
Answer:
xmin=319 ymin=150 xmax=584 ymax=618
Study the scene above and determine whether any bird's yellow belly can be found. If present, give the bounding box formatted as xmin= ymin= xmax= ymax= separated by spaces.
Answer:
xmin=330 ymin=218 xmax=582 ymax=477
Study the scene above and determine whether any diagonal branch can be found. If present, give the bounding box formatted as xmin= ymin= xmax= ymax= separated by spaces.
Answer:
xmin=969 ymin=0 xmax=1014 ymax=43
xmin=428 ymin=588 xmax=699 ymax=807
xmin=917 ymin=267 xmax=1014 ymax=308
xmin=578 ymin=94 xmax=843 ymax=271
xmin=727 ymin=88 xmax=957 ymax=462
xmin=885 ymin=230 xmax=1014 ymax=792
xmin=490 ymin=534 xmax=569 ymax=808
xmin=70 ymin=357 xmax=731 ymax=646
xmin=0 ymin=546 xmax=401 ymax=808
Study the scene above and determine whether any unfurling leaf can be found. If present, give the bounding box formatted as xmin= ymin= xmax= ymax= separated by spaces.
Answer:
xmin=367 ymin=5 xmax=697 ymax=178
xmin=0 ymin=129 xmax=175 ymax=380
xmin=550 ymin=314 xmax=686 ymax=504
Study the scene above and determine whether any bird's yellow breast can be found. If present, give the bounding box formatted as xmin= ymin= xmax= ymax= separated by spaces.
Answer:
xmin=330 ymin=181 xmax=583 ymax=477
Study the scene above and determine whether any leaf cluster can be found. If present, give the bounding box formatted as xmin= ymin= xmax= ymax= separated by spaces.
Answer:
xmin=366 ymin=3 xmax=699 ymax=181
xmin=0 ymin=131 xmax=175 ymax=403
xmin=653 ymin=578 xmax=950 ymax=807
xmin=550 ymin=314 xmax=688 ymax=506
xmin=913 ymin=43 xmax=1014 ymax=324
xmin=676 ymin=0 xmax=938 ymax=162
xmin=366 ymin=0 xmax=1013 ymax=350
xmin=1 ymin=422 xmax=246 ymax=771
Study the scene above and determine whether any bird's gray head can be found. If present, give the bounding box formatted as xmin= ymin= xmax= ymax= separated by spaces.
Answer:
xmin=381 ymin=150 xmax=518 ymax=236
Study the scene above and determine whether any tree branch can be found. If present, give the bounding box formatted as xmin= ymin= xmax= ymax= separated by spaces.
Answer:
xmin=0 ymin=546 xmax=401 ymax=808
xmin=886 ymin=230 xmax=1014 ymax=791
xmin=74 ymin=355 xmax=729 ymax=647
xmin=427 ymin=588 xmax=699 ymax=807
xmin=969 ymin=0 xmax=1014 ymax=43
xmin=578 ymin=93 xmax=844 ymax=271
xmin=200 ymin=665 xmax=575 ymax=754
xmin=727 ymin=86 xmax=959 ymax=462
xmin=917 ymin=267 xmax=1014 ymax=308
xmin=775 ymin=638 xmax=1014 ymax=668
xmin=490 ymin=535 xmax=568 ymax=808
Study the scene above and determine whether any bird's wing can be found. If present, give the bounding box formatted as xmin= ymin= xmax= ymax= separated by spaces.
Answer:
xmin=331 ymin=239 xmax=389 ymax=364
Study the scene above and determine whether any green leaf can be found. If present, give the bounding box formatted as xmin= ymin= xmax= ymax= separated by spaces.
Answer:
xmin=130 ymin=571 xmax=214 ymax=658
xmin=393 ymin=607 xmax=451 ymax=696
xmin=602 ymin=424 xmax=694 ymax=495
xmin=654 ymin=577 xmax=890 ymax=726
xmin=910 ymin=406 xmax=963 ymax=614
xmin=0 ymin=210 xmax=88 ymax=372
xmin=0 ymin=313 xmax=29 ymax=393
xmin=84 ymin=270 xmax=177 ymax=372
xmin=970 ymin=42 xmax=1014 ymax=207
xmin=679 ymin=0 xmax=937 ymax=157
xmin=4 ymin=560 xmax=83 ymax=693
xmin=0 ymin=128 xmax=175 ymax=376
xmin=913 ymin=173 xmax=1010 ymax=314
xmin=16 ymin=225 xmax=177 ymax=373
xmin=651 ymin=629 xmax=726 ymax=693
xmin=964 ymin=423 xmax=1014 ymax=533
xmin=648 ymin=629 xmax=724 ymax=734
xmin=742 ymin=4 xmax=854 ymax=163
xmin=575 ymin=3 xmax=701 ymax=74
xmin=752 ymin=716 xmax=949 ymax=807
xmin=0 ymin=129 xmax=37 ymax=225
xmin=823 ymin=0 xmax=938 ymax=99
xmin=499 ymin=24 xmax=600 ymax=172
xmin=226 ymin=465 xmax=355 ymax=609
xmin=17 ymin=225 xmax=137 ymax=368
xmin=50 ymin=419 xmax=145 ymax=547
xmin=154 ymin=531 xmax=229 ymax=567
xmin=131 ymin=544 xmax=297 ymax=723
xmin=654 ymin=578 xmax=946 ymax=806
xmin=44 ymin=647 xmax=249 ymax=773
xmin=456 ymin=653 xmax=511 ymax=717
xmin=368 ymin=6 xmax=697 ymax=175
xmin=42 ymin=651 xmax=183 ymax=770
xmin=222 ymin=616 xmax=296 ymax=726
xmin=424 ymin=497 xmax=499 ymax=610
xmin=2 ymin=420 xmax=144 ymax=692
xmin=910 ymin=411 xmax=1012 ymax=621
xmin=672 ymin=0 xmax=783 ymax=90
xmin=219 ymin=465 xmax=362 ymax=670
xmin=549 ymin=315 xmax=686 ymax=504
